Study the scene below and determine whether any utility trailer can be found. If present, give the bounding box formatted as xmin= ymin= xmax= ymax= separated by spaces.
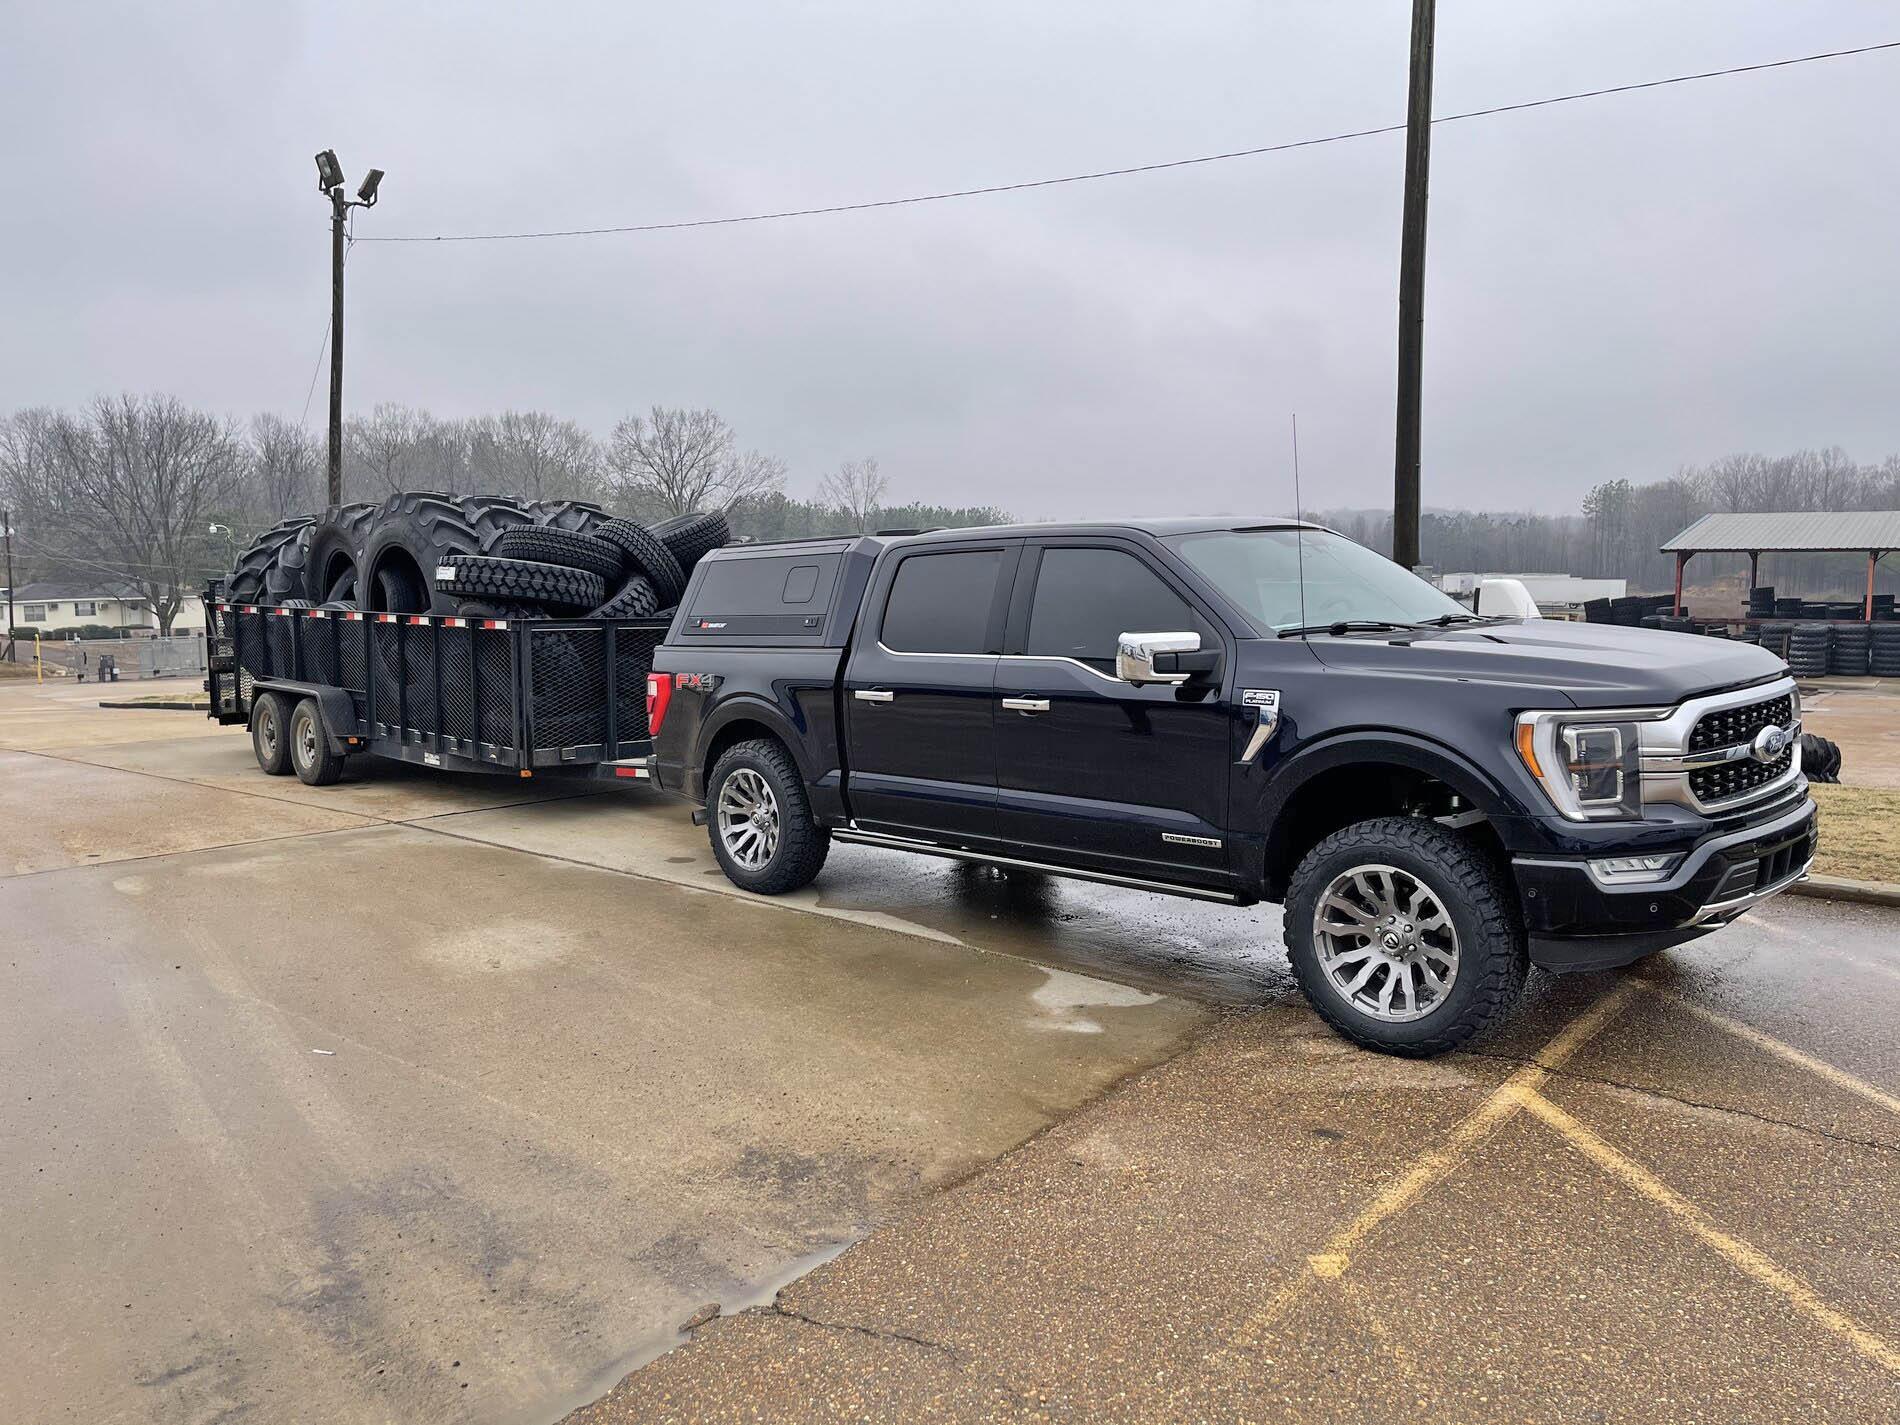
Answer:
xmin=204 ymin=592 xmax=669 ymax=785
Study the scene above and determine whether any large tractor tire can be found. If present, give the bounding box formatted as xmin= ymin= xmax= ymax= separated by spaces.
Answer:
xmin=226 ymin=517 xmax=315 ymax=604
xmin=303 ymin=501 xmax=379 ymax=609
xmin=357 ymin=492 xmax=535 ymax=615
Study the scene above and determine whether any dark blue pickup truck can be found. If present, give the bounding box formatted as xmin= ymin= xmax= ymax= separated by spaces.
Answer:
xmin=648 ymin=519 xmax=1815 ymax=1055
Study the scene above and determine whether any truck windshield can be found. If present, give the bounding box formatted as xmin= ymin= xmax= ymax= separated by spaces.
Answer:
xmin=1163 ymin=528 xmax=1468 ymax=633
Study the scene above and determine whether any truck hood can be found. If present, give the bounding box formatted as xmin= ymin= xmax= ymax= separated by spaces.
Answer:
xmin=1286 ymin=619 xmax=1787 ymax=708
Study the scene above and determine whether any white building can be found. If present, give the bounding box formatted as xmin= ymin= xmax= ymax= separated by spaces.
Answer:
xmin=4 ymin=582 xmax=206 ymax=636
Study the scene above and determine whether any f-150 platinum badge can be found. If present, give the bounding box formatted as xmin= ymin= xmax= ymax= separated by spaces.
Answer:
xmin=1240 ymin=689 xmax=1281 ymax=763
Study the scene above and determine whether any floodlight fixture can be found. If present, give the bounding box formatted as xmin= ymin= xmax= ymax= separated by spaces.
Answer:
xmin=356 ymin=168 xmax=384 ymax=206
xmin=314 ymin=149 xmax=345 ymax=193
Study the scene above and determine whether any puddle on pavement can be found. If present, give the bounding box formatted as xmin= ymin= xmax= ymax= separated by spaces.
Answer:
xmin=1031 ymin=968 xmax=1162 ymax=1033
xmin=812 ymin=850 xmax=1297 ymax=1008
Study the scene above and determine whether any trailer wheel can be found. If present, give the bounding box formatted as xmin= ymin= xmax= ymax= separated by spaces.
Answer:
xmin=1284 ymin=816 xmax=1526 ymax=1057
xmin=706 ymin=738 xmax=829 ymax=894
xmin=288 ymin=698 xmax=346 ymax=786
xmin=250 ymin=691 xmax=294 ymax=776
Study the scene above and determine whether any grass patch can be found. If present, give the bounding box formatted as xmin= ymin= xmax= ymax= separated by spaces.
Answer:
xmin=1811 ymin=783 xmax=1900 ymax=883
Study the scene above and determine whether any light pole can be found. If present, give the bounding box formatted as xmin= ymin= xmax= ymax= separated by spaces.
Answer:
xmin=313 ymin=150 xmax=385 ymax=507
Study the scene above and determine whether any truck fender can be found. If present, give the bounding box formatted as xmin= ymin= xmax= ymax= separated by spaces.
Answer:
xmin=693 ymin=693 xmax=820 ymax=787
xmin=1261 ymin=730 xmax=1516 ymax=825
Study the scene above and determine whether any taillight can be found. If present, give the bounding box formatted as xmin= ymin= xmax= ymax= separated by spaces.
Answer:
xmin=646 ymin=673 xmax=675 ymax=736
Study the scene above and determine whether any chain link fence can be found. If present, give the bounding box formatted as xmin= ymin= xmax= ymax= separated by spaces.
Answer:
xmin=22 ymin=635 xmax=208 ymax=681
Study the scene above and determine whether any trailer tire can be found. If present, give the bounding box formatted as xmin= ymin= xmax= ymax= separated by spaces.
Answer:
xmin=288 ymin=698 xmax=346 ymax=786
xmin=594 ymin=520 xmax=685 ymax=605
xmin=492 ymin=525 xmax=626 ymax=580
xmin=649 ymin=511 xmax=728 ymax=573
xmin=1285 ymin=816 xmax=1526 ymax=1057
xmin=435 ymin=555 xmax=607 ymax=613
xmin=589 ymin=574 xmax=660 ymax=620
xmin=250 ymin=691 xmax=294 ymax=775
xmin=706 ymin=738 xmax=830 ymax=894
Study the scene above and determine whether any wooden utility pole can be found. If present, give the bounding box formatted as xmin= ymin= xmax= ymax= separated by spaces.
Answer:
xmin=1392 ymin=0 xmax=1436 ymax=571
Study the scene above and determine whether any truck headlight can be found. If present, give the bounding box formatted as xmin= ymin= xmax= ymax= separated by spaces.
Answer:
xmin=1515 ymin=712 xmax=1645 ymax=821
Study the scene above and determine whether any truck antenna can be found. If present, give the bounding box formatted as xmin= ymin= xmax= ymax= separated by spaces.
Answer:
xmin=1291 ymin=413 xmax=1308 ymax=636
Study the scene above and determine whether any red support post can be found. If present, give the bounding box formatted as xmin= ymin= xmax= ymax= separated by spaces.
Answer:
xmin=1673 ymin=551 xmax=1689 ymax=616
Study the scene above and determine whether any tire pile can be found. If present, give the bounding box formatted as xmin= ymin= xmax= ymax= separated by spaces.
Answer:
xmin=1786 ymin=623 xmax=1832 ymax=678
xmin=223 ymin=491 xmax=727 ymax=622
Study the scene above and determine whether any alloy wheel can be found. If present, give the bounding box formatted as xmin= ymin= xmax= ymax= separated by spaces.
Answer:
xmin=717 ymin=768 xmax=780 ymax=870
xmin=1311 ymin=862 xmax=1460 ymax=1022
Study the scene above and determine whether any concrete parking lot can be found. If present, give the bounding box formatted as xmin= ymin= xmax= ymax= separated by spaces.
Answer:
xmin=3 ymin=678 xmax=1897 ymax=1422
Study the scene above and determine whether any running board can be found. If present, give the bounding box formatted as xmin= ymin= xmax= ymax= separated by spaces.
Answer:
xmin=831 ymin=829 xmax=1243 ymax=904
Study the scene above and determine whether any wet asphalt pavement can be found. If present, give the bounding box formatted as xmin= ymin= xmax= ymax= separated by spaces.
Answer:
xmin=3 ymin=681 xmax=1897 ymax=1422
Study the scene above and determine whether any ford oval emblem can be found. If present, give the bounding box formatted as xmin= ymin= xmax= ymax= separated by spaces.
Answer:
xmin=1751 ymin=725 xmax=1791 ymax=763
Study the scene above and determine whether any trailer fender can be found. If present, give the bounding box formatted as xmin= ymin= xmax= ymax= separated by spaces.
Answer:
xmin=255 ymin=680 xmax=361 ymax=754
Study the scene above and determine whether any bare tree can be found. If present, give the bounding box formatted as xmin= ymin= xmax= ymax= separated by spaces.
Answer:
xmin=468 ymin=410 xmax=605 ymax=503
xmin=344 ymin=403 xmax=471 ymax=498
xmin=606 ymin=405 xmax=785 ymax=517
xmin=247 ymin=413 xmax=321 ymax=519
xmin=818 ymin=456 xmax=887 ymax=529
xmin=38 ymin=395 xmax=244 ymax=633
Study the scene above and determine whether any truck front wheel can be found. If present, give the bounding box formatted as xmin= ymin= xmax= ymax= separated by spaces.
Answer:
xmin=706 ymin=738 xmax=830 ymax=895
xmin=1284 ymin=816 xmax=1526 ymax=1056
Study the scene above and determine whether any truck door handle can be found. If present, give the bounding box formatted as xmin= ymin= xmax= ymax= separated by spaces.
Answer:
xmin=1000 ymin=697 xmax=1050 ymax=713
xmin=854 ymin=689 xmax=895 ymax=703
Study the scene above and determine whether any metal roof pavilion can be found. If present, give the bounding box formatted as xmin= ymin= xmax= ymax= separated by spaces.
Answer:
xmin=1659 ymin=510 xmax=1900 ymax=618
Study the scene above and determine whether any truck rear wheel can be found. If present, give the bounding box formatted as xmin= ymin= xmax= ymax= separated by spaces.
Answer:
xmin=250 ymin=691 xmax=293 ymax=775
xmin=706 ymin=739 xmax=829 ymax=894
xmin=1284 ymin=816 xmax=1526 ymax=1056
xmin=288 ymin=698 xmax=346 ymax=786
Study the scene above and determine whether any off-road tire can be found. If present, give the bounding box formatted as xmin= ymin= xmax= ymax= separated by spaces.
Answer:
xmin=492 ymin=526 xmax=626 ymax=580
xmin=706 ymin=738 xmax=830 ymax=895
xmin=226 ymin=517 xmax=314 ymax=603
xmin=359 ymin=492 xmax=539 ymax=615
xmin=434 ymin=554 xmax=607 ymax=612
xmin=288 ymin=698 xmax=346 ymax=786
xmin=589 ymin=575 xmax=661 ymax=620
xmin=1285 ymin=816 xmax=1527 ymax=1056
xmin=522 ymin=499 xmax=609 ymax=535
xmin=594 ymin=520 xmax=685 ymax=606
xmin=303 ymin=501 xmax=377 ymax=609
xmin=649 ymin=511 xmax=728 ymax=573
xmin=250 ymin=691 xmax=293 ymax=775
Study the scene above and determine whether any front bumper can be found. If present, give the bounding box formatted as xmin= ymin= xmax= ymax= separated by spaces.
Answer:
xmin=1512 ymin=794 xmax=1817 ymax=972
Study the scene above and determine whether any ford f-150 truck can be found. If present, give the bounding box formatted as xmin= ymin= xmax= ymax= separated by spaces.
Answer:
xmin=647 ymin=519 xmax=1815 ymax=1055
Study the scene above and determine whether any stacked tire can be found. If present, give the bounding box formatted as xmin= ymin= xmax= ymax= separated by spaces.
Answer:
xmin=436 ymin=509 xmax=725 ymax=620
xmin=1757 ymin=622 xmax=1792 ymax=661
xmin=1831 ymin=623 xmax=1871 ymax=677
xmin=1872 ymin=623 xmax=1900 ymax=678
xmin=1786 ymin=624 xmax=1832 ymax=678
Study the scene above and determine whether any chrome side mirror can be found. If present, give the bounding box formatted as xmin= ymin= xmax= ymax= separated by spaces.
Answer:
xmin=1116 ymin=631 xmax=1202 ymax=684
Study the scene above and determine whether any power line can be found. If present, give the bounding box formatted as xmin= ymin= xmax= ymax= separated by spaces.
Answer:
xmin=358 ymin=39 xmax=1899 ymax=246
xmin=297 ymin=317 xmax=331 ymax=428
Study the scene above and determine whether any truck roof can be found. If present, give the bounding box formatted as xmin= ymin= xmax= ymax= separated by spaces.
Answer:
xmin=892 ymin=516 xmax=1319 ymax=542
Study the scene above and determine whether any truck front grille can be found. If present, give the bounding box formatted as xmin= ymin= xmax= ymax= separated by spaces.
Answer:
xmin=1687 ymin=693 xmax=1793 ymax=753
xmin=1690 ymin=747 xmax=1794 ymax=806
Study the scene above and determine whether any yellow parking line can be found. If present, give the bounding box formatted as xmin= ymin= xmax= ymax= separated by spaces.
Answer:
xmin=1645 ymin=987 xmax=1900 ymax=1119
xmin=1515 ymin=1085 xmax=1900 ymax=1375
xmin=1217 ymin=981 xmax=1640 ymax=1356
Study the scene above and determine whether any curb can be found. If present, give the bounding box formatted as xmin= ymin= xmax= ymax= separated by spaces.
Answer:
xmin=1789 ymin=875 xmax=1900 ymax=910
xmin=97 ymin=700 xmax=208 ymax=712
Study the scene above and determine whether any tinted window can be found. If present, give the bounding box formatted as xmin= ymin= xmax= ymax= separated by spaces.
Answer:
xmin=1026 ymin=547 xmax=1203 ymax=669
xmin=690 ymin=553 xmax=840 ymax=617
xmin=880 ymin=550 xmax=1002 ymax=653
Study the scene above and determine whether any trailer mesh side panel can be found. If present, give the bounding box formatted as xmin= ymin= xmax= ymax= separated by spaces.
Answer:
xmin=531 ymin=628 xmax=606 ymax=750
xmin=266 ymin=615 xmax=295 ymax=680
xmin=439 ymin=625 xmax=477 ymax=745
xmin=405 ymin=624 xmax=437 ymax=735
xmin=338 ymin=621 xmax=367 ymax=693
xmin=613 ymin=626 xmax=665 ymax=740
xmin=304 ymin=618 xmax=340 ymax=689
xmin=371 ymin=623 xmax=402 ymax=728
xmin=477 ymin=629 xmax=514 ymax=749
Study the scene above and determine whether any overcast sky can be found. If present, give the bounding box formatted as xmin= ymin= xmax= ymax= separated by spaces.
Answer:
xmin=3 ymin=1 xmax=1896 ymax=516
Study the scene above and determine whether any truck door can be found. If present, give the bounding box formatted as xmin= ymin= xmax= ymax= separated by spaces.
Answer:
xmin=843 ymin=541 xmax=1020 ymax=840
xmin=992 ymin=541 xmax=1234 ymax=888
